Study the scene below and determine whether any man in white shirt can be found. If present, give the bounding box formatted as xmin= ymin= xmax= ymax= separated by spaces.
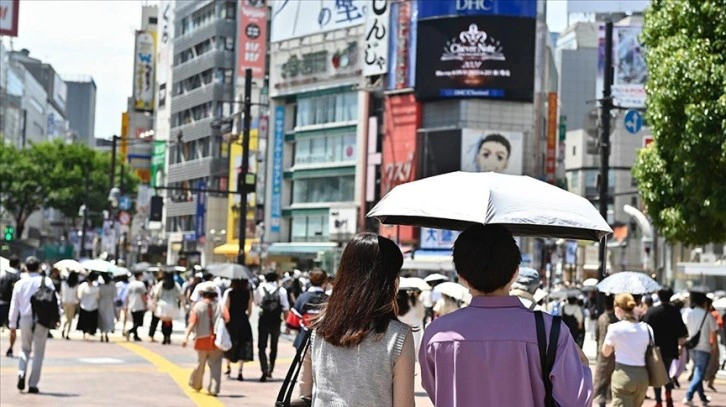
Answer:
xmin=254 ymin=271 xmax=289 ymax=382
xmin=1 ymin=255 xmax=22 ymax=357
xmin=124 ymin=271 xmax=148 ymax=342
xmin=682 ymin=291 xmax=719 ymax=406
xmin=7 ymin=257 xmax=57 ymax=393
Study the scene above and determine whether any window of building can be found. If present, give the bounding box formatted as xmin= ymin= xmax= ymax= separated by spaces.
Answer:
xmin=294 ymin=132 xmax=357 ymax=165
xmin=224 ymin=2 xmax=235 ymax=19
xmin=296 ymin=91 xmax=357 ymax=127
xmin=292 ymin=176 xmax=355 ymax=204
xmin=570 ymin=172 xmax=579 ymax=188
xmin=291 ymin=215 xmax=329 ymax=242
xmin=572 ymin=146 xmax=576 ymax=156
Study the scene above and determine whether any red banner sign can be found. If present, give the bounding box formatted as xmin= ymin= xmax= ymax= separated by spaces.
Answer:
xmin=546 ymin=92 xmax=558 ymax=183
xmin=238 ymin=1 xmax=267 ymax=79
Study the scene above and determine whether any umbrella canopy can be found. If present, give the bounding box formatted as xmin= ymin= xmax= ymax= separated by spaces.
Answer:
xmin=80 ymin=259 xmax=119 ymax=274
xmin=433 ymin=282 xmax=471 ymax=302
xmin=582 ymin=278 xmax=599 ymax=287
xmin=597 ymin=271 xmax=662 ymax=295
xmin=367 ymin=171 xmax=612 ymax=241
xmin=206 ymin=263 xmax=255 ymax=280
xmin=54 ymin=259 xmax=89 ymax=277
xmin=424 ymin=273 xmax=450 ymax=283
xmin=0 ymin=256 xmax=8 ymax=271
xmin=713 ymin=297 xmax=726 ymax=309
xmin=399 ymin=277 xmax=431 ymax=291
xmin=548 ymin=288 xmax=582 ymax=300
xmin=132 ymin=262 xmax=152 ymax=272
xmin=112 ymin=266 xmax=130 ymax=277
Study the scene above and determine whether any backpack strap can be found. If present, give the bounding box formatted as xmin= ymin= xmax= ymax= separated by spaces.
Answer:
xmin=276 ymin=328 xmax=312 ymax=406
xmin=535 ymin=311 xmax=561 ymax=407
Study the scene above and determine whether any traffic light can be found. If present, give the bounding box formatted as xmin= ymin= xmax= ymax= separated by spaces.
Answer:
xmin=3 ymin=226 xmax=14 ymax=241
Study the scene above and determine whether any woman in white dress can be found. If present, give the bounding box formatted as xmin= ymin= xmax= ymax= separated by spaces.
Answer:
xmin=77 ymin=273 xmax=101 ymax=341
xmin=152 ymin=272 xmax=185 ymax=345
xmin=397 ymin=289 xmax=425 ymax=357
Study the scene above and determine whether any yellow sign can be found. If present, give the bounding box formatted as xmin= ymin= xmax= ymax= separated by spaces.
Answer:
xmin=120 ymin=112 xmax=129 ymax=164
xmin=227 ymin=130 xmax=259 ymax=243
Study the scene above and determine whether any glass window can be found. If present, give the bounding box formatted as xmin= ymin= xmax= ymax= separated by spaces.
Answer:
xmin=570 ymin=172 xmax=579 ymax=188
xmin=295 ymin=91 xmax=358 ymax=127
xmin=292 ymin=217 xmax=307 ymax=240
xmin=292 ymin=176 xmax=355 ymax=204
xmin=294 ymin=132 xmax=356 ymax=165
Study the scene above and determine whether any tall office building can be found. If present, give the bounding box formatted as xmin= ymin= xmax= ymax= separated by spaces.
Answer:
xmin=65 ymin=77 xmax=97 ymax=146
xmin=165 ymin=0 xmax=237 ymax=265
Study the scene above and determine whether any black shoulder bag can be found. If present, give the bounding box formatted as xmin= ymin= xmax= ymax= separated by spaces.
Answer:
xmin=535 ymin=311 xmax=562 ymax=407
xmin=275 ymin=328 xmax=313 ymax=407
xmin=684 ymin=311 xmax=708 ymax=349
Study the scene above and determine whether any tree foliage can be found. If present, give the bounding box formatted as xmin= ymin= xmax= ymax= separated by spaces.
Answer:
xmin=0 ymin=140 xmax=139 ymax=239
xmin=633 ymin=0 xmax=726 ymax=245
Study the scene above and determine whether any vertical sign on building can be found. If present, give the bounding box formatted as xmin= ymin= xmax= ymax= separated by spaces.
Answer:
xmin=0 ymin=0 xmax=19 ymax=37
xmin=133 ymin=31 xmax=156 ymax=112
xmin=195 ymin=180 xmax=206 ymax=243
xmin=120 ymin=112 xmax=129 ymax=164
xmin=270 ymin=106 xmax=284 ymax=233
xmin=363 ymin=0 xmax=390 ymax=77
xmin=150 ymin=140 xmax=166 ymax=188
xmin=546 ymin=92 xmax=558 ymax=183
xmin=394 ymin=0 xmax=410 ymax=89
xmin=238 ymin=0 xmax=268 ymax=79
xmin=157 ymin=0 xmax=174 ymax=108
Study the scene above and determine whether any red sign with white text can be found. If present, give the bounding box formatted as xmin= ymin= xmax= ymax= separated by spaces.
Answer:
xmin=379 ymin=93 xmax=419 ymax=243
xmin=238 ymin=1 xmax=267 ymax=79
xmin=546 ymin=92 xmax=558 ymax=183
xmin=0 ymin=0 xmax=19 ymax=37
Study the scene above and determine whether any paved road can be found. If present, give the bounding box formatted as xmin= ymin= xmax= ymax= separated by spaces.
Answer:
xmin=1 ymin=313 xmax=725 ymax=406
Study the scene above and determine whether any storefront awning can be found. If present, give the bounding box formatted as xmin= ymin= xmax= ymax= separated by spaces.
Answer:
xmin=403 ymin=250 xmax=454 ymax=271
xmin=267 ymin=242 xmax=338 ymax=256
xmin=213 ymin=240 xmax=260 ymax=266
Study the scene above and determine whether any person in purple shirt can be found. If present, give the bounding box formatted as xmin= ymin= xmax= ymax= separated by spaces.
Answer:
xmin=420 ymin=225 xmax=594 ymax=407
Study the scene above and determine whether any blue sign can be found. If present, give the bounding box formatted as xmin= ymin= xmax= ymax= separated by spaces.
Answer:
xmin=270 ymin=106 xmax=285 ymax=233
xmin=119 ymin=196 xmax=132 ymax=211
xmin=624 ymin=109 xmax=643 ymax=134
xmin=420 ymin=227 xmax=460 ymax=250
xmin=194 ymin=180 xmax=206 ymax=241
xmin=417 ymin=0 xmax=537 ymax=20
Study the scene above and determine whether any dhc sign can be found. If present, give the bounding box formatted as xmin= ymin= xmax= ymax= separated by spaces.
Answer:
xmin=417 ymin=0 xmax=536 ymax=20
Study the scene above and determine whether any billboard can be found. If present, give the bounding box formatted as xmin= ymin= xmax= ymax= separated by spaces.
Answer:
xmin=194 ymin=180 xmax=206 ymax=242
xmin=133 ymin=31 xmax=156 ymax=112
xmin=597 ymin=24 xmax=647 ymax=109
xmin=460 ymin=129 xmax=524 ymax=175
xmin=546 ymin=92 xmax=557 ymax=183
xmin=387 ymin=0 xmax=416 ymax=89
xmin=270 ymin=106 xmax=284 ymax=233
xmin=379 ymin=93 xmax=419 ymax=243
xmin=567 ymin=0 xmax=648 ymax=14
xmin=363 ymin=0 xmax=390 ymax=77
xmin=415 ymin=16 xmax=536 ymax=101
xmin=0 ymin=0 xmax=19 ymax=37
xmin=238 ymin=1 xmax=268 ymax=79
xmin=271 ymin=0 xmax=366 ymax=42
xmin=150 ymin=140 xmax=166 ymax=189
xmin=157 ymin=0 xmax=174 ymax=109
xmin=417 ymin=0 xmax=537 ymax=19
xmin=228 ymin=132 xmax=258 ymax=241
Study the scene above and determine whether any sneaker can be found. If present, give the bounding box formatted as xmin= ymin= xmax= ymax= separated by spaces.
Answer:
xmin=700 ymin=395 xmax=711 ymax=406
xmin=17 ymin=374 xmax=25 ymax=391
xmin=28 ymin=387 xmax=39 ymax=394
xmin=259 ymin=373 xmax=267 ymax=383
xmin=682 ymin=399 xmax=696 ymax=406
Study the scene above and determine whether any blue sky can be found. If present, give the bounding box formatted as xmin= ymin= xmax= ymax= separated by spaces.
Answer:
xmin=2 ymin=0 xmax=569 ymax=141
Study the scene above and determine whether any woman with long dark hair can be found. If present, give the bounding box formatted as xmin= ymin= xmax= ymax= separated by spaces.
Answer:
xmin=60 ymin=271 xmax=80 ymax=339
xmin=222 ymin=278 xmax=254 ymax=380
xmin=152 ymin=271 xmax=185 ymax=345
xmin=77 ymin=272 xmax=101 ymax=340
xmin=298 ymin=233 xmax=415 ymax=406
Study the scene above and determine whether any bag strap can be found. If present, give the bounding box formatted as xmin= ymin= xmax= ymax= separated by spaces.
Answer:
xmin=207 ymin=303 xmax=214 ymax=332
xmin=535 ymin=311 xmax=560 ymax=407
xmin=696 ymin=310 xmax=708 ymax=333
xmin=276 ymin=328 xmax=313 ymax=406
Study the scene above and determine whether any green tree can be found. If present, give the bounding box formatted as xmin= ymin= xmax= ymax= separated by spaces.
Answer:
xmin=0 ymin=143 xmax=47 ymax=238
xmin=633 ymin=0 xmax=726 ymax=245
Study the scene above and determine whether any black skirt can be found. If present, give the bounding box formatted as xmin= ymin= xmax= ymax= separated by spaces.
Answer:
xmin=76 ymin=308 xmax=99 ymax=335
xmin=224 ymin=315 xmax=254 ymax=362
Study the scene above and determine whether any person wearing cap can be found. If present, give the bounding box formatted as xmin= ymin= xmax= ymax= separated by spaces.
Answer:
xmin=7 ymin=257 xmax=58 ymax=393
xmin=510 ymin=267 xmax=545 ymax=311
xmin=420 ymin=225 xmax=593 ymax=406
xmin=682 ymin=290 xmax=719 ymax=406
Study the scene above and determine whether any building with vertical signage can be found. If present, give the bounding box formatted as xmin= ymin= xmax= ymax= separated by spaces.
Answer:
xmin=164 ymin=0 xmax=238 ymax=265
xmin=265 ymin=0 xmax=369 ymax=272
xmin=65 ymin=77 xmax=97 ymax=146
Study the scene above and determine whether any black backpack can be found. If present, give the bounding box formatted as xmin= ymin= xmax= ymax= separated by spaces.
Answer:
xmin=31 ymin=279 xmax=60 ymax=329
xmin=0 ymin=272 xmax=20 ymax=302
xmin=260 ymin=287 xmax=283 ymax=323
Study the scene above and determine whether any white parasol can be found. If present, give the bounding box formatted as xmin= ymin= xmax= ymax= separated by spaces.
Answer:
xmin=433 ymin=282 xmax=471 ymax=302
xmin=424 ymin=273 xmax=450 ymax=283
xmin=80 ymin=259 xmax=120 ymax=274
xmin=367 ymin=171 xmax=612 ymax=241
xmin=54 ymin=259 xmax=89 ymax=277
xmin=399 ymin=277 xmax=431 ymax=291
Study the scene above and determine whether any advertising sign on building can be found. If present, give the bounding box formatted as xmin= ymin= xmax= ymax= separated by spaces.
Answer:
xmin=567 ymin=0 xmax=648 ymax=14
xmin=0 ymin=0 xmax=19 ymax=37
xmin=420 ymin=227 xmax=461 ymax=250
xmin=120 ymin=112 xmax=129 ymax=164
xmin=228 ymin=134 xmax=258 ymax=241
xmin=150 ymin=140 xmax=166 ymax=188
xmin=546 ymin=92 xmax=558 ymax=183
xmin=157 ymin=0 xmax=174 ymax=108
xmin=133 ymin=31 xmax=156 ymax=112
xmin=415 ymin=16 xmax=536 ymax=101
xmin=270 ymin=106 xmax=285 ymax=233
xmin=239 ymin=1 xmax=268 ymax=79
xmin=460 ymin=128 xmax=524 ymax=175
xmin=363 ymin=0 xmax=390 ymax=77
xmin=271 ymin=0 xmax=366 ymax=43
xmin=194 ymin=180 xmax=206 ymax=242
xmin=328 ymin=207 xmax=357 ymax=239
xmin=379 ymin=93 xmax=418 ymax=243
xmin=386 ymin=0 xmax=416 ymax=90
xmin=417 ymin=0 xmax=537 ymax=19
xmin=597 ymin=24 xmax=647 ymax=109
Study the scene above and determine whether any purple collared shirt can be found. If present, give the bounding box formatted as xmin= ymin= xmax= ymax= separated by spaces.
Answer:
xmin=420 ymin=296 xmax=593 ymax=407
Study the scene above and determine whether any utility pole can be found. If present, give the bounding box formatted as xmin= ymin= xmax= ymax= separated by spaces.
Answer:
xmin=598 ymin=21 xmax=614 ymax=282
xmin=110 ymin=135 xmax=118 ymax=192
xmin=80 ymin=168 xmax=90 ymax=258
xmin=238 ymin=68 xmax=253 ymax=266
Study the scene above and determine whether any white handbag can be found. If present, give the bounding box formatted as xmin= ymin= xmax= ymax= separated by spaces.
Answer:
xmin=214 ymin=317 xmax=232 ymax=352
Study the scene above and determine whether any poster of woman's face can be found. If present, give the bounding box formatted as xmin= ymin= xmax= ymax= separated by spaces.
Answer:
xmin=460 ymin=129 xmax=523 ymax=175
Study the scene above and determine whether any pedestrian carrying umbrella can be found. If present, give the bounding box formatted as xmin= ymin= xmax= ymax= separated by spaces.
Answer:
xmin=80 ymin=259 xmax=119 ymax=274
xmin=433 ymin=282 xmax=471 ymax=302
xmin=132 ymin=262 xmax=151 ymax=272
xmin=206 ymin=263 xmax=255 ymax=280
xmin=548 ymin=288 xmax=582 ymax=300
xmin=596 ymin=271 xmax=662 ymax=295
xmin=424 ymin=273 xmax=450 ymax=283
xmin=582 ymin=278 xmax=599 ymax=287
xmin=713 ymin=297 xmax=726 ymax=310
xmin=367 ymin=172 xmax=612 ymax=241
xmin=399 ymin=277 xmax=431 ymax=291
xmin=0 ymin=256 xmax=8 ymax=271
xmin=54 ymin=259 xmax=89 ymax=277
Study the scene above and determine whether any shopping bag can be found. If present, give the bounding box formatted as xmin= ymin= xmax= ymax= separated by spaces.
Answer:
xmin=214 ymin=317 xmax=232 ymax=352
